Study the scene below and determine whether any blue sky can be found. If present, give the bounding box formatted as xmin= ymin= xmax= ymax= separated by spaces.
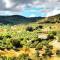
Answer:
xmin=0 ymin=0 xmax=60 ymax=17
xmin=20 ymin=7 xmax=46 ymax=17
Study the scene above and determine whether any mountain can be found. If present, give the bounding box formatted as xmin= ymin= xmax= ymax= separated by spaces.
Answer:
xmin=0 ymin=15 xmax=43 ymax=25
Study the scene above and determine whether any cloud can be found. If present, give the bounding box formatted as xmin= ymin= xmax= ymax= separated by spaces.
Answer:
xmin=2 ymin=0 xmax=60 ymax=11
xmin=4 ymin=0 xmax=15 ymax=8
xmin=46 ymin=9 xmax=60 ymax=17
xmin=0 ymin=0 xmax=60 ymax=17
xmin=3 ymin=0 xmax=26 ymax=11
xmin=0 ymin=0 xmax=5 ymax=10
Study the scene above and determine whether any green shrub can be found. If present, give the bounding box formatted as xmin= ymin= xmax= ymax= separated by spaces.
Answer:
xmin=35 ymin=50 xmax=40 ymax=57
xmin=52 ymin=31 xmax=57 ymax=35
xmin=0 ymin=56 xmax=11 ymax=60
xmin=45 ymin=48 xmax=53 ymax=57
xmin=0 ymin=36 xmax=3 ymax=40
xmin=36 ymin=43 xmax=43 ymax=50
xmin=11 ymin=39 xmax=23 ymax=48
xmin=57 ymin=34 xmax=60 ymax=42
xmin=5 ymin=35 xmax=11 ymax=38
xmin=47 ymin=34 xmax=54 ymax=40
xmin=41 ymin=40 xmax=49 ymax=46
xmin=36 ymin=38 xmax=42 ymax=42
xmin=18 ymin=54 xmax=31 ymax=60
xmin=46 ymin=45 xmax=53 ymax=50
xmin=11 ymin=57 xmax=17 ymax=60
xmin=35 ymin=25 xmax=43 ymax=30
xmin=0 ymin=56 xmax=6 ymax=60
xmin=26 ymin=26 xmax=34 ymax=32
xmin=49 ymin=26 xmax=52 ymax=29
xmin=56 ymin=50 xmax=60 ymax=56
xmin=0 ymin=56 xmax=17 ymax=60
xmin=30 ymin=41 xmax=39 ymax=48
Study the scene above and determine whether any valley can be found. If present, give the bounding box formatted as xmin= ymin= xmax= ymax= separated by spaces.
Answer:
xmin=0 ymin=15 xmax=59 ymax=60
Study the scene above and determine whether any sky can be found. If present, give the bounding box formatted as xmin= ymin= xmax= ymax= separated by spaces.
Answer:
xmin=0 ymin=0 xmax=60 ymax=17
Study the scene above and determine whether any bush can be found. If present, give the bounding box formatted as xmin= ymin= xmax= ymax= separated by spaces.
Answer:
xmin=35 ymin=25 xmax=43 ymax=30
xmin=56 ymin=50 xmax=60 ymax=56
xmin=36 ymin=43 xmax=43 ymax=50
xmin=0 ymin=47 xmax=5 ymax=51
xmin=41 ymin=40 xmax=49 ymax=47
xmin=2 ymin=38 xmax=13 ymax=50
xmin=0 ymin=56 xmax=17 ymax=60
xmin=11 ymin=57 xmax=17 ymax=60
xmin=11 ymin=39 xmax=23 ymax=48
xmin=46 ymin=45 xmax=53 ymax=50
xmin=57 ymin=34 xmax=60 ymax=42
xmin=26 ymin=26 xmax=34 ymax=31
xmin=30 ymin=41 xmax=39 ymax=48
xmin=49 ymin=26 xmax=52 ymax=29
xmin=45 ymin=48 xmax=53 ymax=57
xmin=35 ymin=50 xmax=40 ymax=57
xmin=0 ymin=36 xmax=3 ymax=40
xmin=52 ymin=31 xmax=57 ymax=35
xmin=0 ymin=56 xmax=7 ymax=60
xmin=18 ymin=54 xmax=31 ymax=60
xmin=47 ymin=35 xmax=54 ymax=40
xmin=5 ymin=35 xmax=11 ymax=38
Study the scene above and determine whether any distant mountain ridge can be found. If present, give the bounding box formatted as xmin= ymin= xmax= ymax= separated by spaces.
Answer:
xmin=0 ymin=15 xmax=43 ymax=24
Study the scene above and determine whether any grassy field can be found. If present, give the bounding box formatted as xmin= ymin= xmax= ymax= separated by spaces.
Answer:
xmin=0 ymin=19 xmax=60 ymax=60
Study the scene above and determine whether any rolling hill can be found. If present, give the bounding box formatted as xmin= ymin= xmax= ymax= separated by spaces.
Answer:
xmin=0 ymin=15 xmax=43 ymax=25
xmin=37 ymin=14 xmax=60 ymax=24
xmin=0 ymin=14 xmax=60 ymax=25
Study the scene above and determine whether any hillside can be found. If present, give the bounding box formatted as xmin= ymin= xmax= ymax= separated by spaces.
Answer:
xmin=37 ymin=14 xmax=60 ymax=24
xmin=46 ymin=14 xmax=60 ymax=23
xmin=0 ymin=14 xmax=60 ymax=60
